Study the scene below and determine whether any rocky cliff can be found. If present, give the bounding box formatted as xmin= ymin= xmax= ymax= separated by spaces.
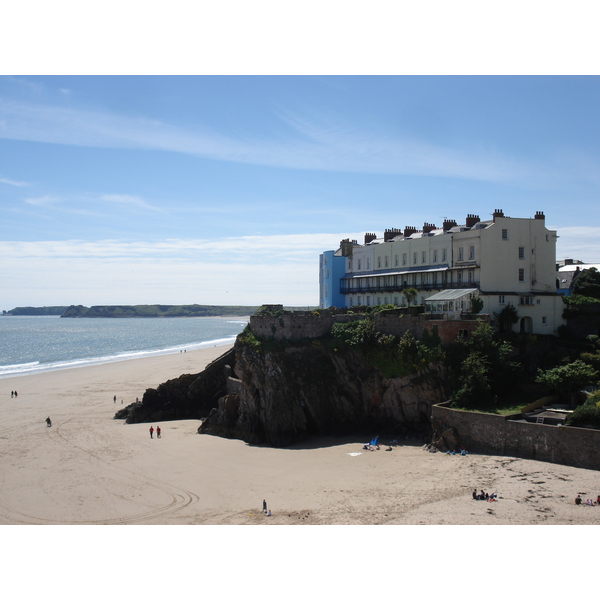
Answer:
xmin=199 ymin=340 xmax=447 ymax=446
xmin=114 ymin=337 xmax=448 ymax=447
xmin=114 ymin=349 xmax=235 ymax=423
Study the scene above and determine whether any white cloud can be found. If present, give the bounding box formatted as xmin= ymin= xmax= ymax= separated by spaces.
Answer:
xmin=0 ymin=96 xmax=554 ymax=184
xmin=24 ymin=195 xmax=59 ymax=206
xmin=555 ymin=226 xmax=600 ymax=262
xmin=100 ymin=194 xmax=163 ymax=212
xmin=0 ymin=176 xmax=29 ymax=187
xmin=0 ymin=232 xmax=351 ymax=309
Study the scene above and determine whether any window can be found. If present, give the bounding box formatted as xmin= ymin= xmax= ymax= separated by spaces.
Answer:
xmin=499 ymin=295 xmax=505 ymax=304
xmin=519 ymin=247 xmax=525 ymax=259
xmin=519 ymin=296 xmax=535 ymax=306
xmin=469 ymin=245 xmax=475 ymax=260
xmin=502 ymin=229 xmax=508 ymax=240
xmin=422 ymin=251 xmax=426 ymax=264
xmin=395 ymin=254 xmax=399 ymax=267
xmin=357 ymin=259 xmax=362 ymax=270
xmin=413 ymin=252 xmax=417 ymax=265
xmin=433 ymin=249 xmax=438 ymax=263
xmin=442 ymin=249 xmax=447 ymax=262
xmin=458 ymin=329 xmax=469 ymax=339
xmin=458 ymin=271 xmax=463 ymax=284
xmin=402 ymin=253 xmax=407 ymax=266
xmin=377 ymin=257 xmax=381 ymax=269
xmin=385 ymin=256 xmax=389 ymax=268
xmin=325 ymin=268 xmax=329 ymax=278
xmin=367 ymin=258 xmax=371 ymax=270
xmin=519 ymin=268 xmax=525 ymax=282
xmin=468 ymin=269 xmax=474 ymax=283
xmin=458 ymin=247 xmax=464 ymax=261
xmin=542 ymin=316 xmax=547 ymax=325
xmin=348 ymin=258 xmax=352 ymax=271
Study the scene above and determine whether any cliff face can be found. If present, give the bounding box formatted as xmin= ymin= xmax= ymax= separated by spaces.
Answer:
xmin=114 ymin=339 xmax=448 ymax=447
xmin=114 ymin=349 xmax=235 ymax=423
xmin=198 ymin=340 xmax=447 ymax=447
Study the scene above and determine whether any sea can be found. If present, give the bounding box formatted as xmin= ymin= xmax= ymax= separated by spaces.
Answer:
xmin=0 ymin=315 xmax=248 ymax=379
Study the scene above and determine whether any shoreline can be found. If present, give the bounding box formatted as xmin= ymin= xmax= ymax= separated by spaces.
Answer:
xmin=1 ymin=343 xmax=600 ymax=526
xmin=0 ymin=315 xmax=249 ymax=380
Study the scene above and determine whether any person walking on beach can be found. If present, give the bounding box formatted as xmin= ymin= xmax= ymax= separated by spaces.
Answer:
xmin=114 ymin=395 xmax=116 ymax=404
xmin=149 ymin=426 xmax=154 ymax=439
xmin=156 ymin=426 xmax=161 ymax=438
xmin=46 ymin=417 xmax=52 ymax=427
xmin=262 ymin=499 xmax=267 ymax=513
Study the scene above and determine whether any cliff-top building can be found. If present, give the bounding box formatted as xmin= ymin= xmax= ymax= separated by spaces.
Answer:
xmin=319 ymin=209 xmax=565 ymax=335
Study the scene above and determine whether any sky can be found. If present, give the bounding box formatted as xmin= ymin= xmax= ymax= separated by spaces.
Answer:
xmin=1 ymin=8 xmax=600 ymax=311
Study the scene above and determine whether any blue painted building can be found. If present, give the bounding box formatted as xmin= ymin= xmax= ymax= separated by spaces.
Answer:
xmin=319 ymin=249 xmax=346 ymax=308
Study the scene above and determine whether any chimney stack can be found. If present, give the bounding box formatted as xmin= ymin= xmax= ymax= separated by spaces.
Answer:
xmin=384 ymin=228 xmax=401 ymax=242
xmin=493 ymin=209 xmax=505 ymax=222
xmin=403 ymin=226 xmax=417 ymax=238
xmin=465 ymin=214 xmax=480 ymax=227
xmin=422 ymin=222 xmax=436 ymax=234
xmin=339 ymin=239 xmax=354 ymax=257
xmin=443 ymin=219 xmax=457 ymax=232
xmin=364 ymin=232 xmax=377 ymax=244
xmin=534 ymin=211 xmax=545 ymax=220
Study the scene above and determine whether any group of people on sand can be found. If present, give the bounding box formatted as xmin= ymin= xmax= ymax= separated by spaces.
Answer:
xmin=575 ymin=494 xmax=600 ymax=505
xmin=149 ymin=425 xmax=161 ymax=439
xmin=473 ymin=489 xmax=497 ymax=501
xmin=262 ymin=499 xmax=272 ymax=517
xmin=10 ymin=390 xmax=18 ymax=398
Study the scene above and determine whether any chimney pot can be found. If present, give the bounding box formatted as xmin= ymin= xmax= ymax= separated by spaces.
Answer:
xmin=465 ymin=214 xmax=480 ymax=228
xmin=384 ymin=228 xmax=401 ymax=242
xmin=443 ymin=219 xmax=457 ymax=232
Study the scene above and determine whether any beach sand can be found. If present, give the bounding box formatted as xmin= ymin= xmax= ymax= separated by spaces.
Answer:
xmin=1 ymin=344 xmax=599 ymax=527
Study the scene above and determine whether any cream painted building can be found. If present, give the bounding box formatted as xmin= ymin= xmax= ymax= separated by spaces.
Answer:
xmin=331 ymin=210 xmax=565 ymax=335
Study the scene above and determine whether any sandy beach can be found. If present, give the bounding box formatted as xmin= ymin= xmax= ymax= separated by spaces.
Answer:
xmin=1 ymin=344 xmax=599 ymax=526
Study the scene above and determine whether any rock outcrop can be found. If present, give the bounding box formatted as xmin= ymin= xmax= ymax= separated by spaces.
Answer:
xmin=114 ymin=338 xmax=448 ymax=447
xmin=198 ymin=340 xmax=447 ymax=447
xmin=114 ymin=349 xmax=235 ymax=423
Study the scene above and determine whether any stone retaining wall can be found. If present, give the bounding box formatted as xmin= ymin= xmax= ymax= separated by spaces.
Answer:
xmin=432 ymin=402 xmax=600 ymax=470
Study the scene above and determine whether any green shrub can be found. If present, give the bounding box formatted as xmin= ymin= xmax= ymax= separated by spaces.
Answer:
xmin=535 ymin=360 xmax=599 ymax=399
xmin=565 ymin=390 xmax=600 ymax=428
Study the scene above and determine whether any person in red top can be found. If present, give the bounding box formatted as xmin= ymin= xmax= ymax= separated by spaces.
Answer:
xmin=156 ymin=426 xmax=161 ymax=438
xmin=149 ymin=426 xmax=154 ymax=439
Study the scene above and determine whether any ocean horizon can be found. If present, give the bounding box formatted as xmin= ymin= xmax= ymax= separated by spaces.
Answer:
xmin=0 ymin=315 xmax=247 ymax=379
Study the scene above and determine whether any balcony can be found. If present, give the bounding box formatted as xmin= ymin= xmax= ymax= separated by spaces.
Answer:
xmin=340 ymin=280 xmax=480 ymax=294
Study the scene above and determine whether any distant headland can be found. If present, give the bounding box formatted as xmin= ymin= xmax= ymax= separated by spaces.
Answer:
xmin=2 ymin=304 xmax=314 ymax=318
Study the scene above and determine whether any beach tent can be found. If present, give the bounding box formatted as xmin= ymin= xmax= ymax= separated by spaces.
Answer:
xmin=369 ymin=436 xmax=379 ymax=446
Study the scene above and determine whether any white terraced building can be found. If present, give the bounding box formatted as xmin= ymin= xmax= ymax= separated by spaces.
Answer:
xmin=322 ymin=209 xmax=565 ymax=335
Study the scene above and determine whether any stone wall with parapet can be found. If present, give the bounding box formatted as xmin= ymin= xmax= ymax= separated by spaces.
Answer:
xmin=250 ymin=309 xmax=489 ymax=342
xmin=249 ymin=312 xmax=364 ymax=341
xmin=431 ymin=402 xmax=600 ymax=470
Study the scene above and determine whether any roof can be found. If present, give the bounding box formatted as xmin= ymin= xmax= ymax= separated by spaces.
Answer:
xmin=425 ymin=288 xmax=478 ymax=301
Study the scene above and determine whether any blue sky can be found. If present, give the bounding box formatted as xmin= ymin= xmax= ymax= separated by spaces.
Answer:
xmin=1 ymin=74 xmax=600 ymax=310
